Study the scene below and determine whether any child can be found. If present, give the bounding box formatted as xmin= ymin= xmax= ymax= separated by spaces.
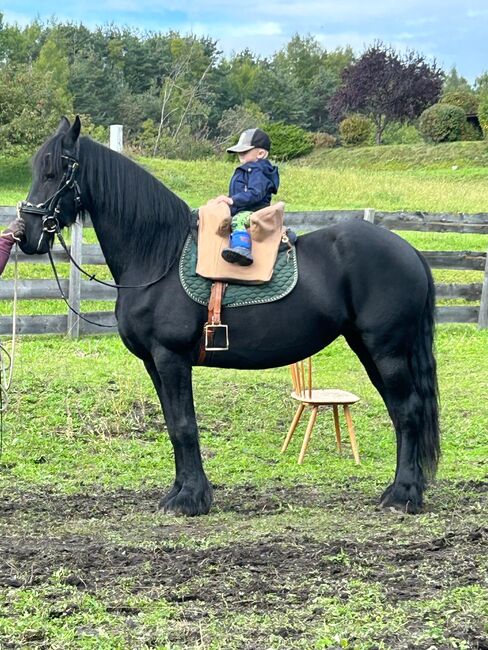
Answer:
xmin=215 ymin=128 xmax=279 ymax=266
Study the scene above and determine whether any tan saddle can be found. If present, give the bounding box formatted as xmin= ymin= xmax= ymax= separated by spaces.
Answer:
xmin=196 ymin=200 xmax=286 ymax=284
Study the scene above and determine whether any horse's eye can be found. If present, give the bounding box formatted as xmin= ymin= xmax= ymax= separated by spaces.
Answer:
xmin=45 ymin=172 xmax=55 ymax=180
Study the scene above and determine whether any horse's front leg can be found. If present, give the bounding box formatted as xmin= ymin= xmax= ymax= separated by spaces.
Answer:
xmin=145 ymin=350 xmax=213 ymax=516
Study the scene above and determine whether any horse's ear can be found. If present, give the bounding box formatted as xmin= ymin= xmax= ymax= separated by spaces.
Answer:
xmin=62 ymin=115 xmax=81 ymax=149
xmin=56 ymin=116 xmax=71 ymax=134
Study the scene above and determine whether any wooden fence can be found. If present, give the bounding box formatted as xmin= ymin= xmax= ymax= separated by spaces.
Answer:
xmin=0 ymin=206 xmax=487 ymax=336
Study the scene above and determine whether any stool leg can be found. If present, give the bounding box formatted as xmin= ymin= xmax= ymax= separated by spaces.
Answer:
xmin=298 ymin=406 xmax=318 ymax=464
xmin=344 ymin=405 xmax=360 ymax=465
xmin=333 ymin=405 xmax=342 ymax=452
xmin=282 ymin=403 xmax=305 ymax=453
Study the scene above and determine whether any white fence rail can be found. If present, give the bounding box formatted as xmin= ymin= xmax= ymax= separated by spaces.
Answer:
xmin=0 ymin=206 xmax=487 ymax=335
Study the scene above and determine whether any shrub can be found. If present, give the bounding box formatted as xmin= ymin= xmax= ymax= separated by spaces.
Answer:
xmin=440 ymin=90 xmax=479 ymax=115
xmin=419 ymin=103 xmax=466 ymax=143
xmin=78 ymin=114 xmax=108 ymax=144
xmin=460 ymin=120 xmax=483 ymax=141
xmin=339 ymin=114 xmax=375 ymax=146
xmin=311 ymin=132 xmax=337 ymax=148
xmin=478 ymin=95 xmax=488 ymax=137
xmin=382 ymin=122 xmax=422 ymax=145
xmin=263 ymin=122 xmax=314 ymax=160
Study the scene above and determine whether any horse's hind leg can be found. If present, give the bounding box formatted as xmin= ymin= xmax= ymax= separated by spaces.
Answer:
xmin=346 ymin=328 xmax=437 ymax=513
xmin=144 ymin=351 xmax=213 ymax=516
xmin=372 ymin=353 xmax=427 ymax=513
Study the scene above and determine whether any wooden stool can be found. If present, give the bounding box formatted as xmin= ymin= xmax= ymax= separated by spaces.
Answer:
xmin=281 ymin=358 xmax=360 ymax=464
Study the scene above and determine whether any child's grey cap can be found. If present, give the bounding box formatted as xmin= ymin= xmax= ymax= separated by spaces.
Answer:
xmin=227 ymin=128 xmax=271 ymax=153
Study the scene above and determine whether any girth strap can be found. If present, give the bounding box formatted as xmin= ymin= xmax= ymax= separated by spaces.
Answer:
xmin=197 ymin=281 xmax=228 ymax=365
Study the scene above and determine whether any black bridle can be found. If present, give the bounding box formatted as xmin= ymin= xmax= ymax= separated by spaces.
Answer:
xmin=19 ymin=155 xmax=83 ymax=253
xmin=19 ymin=152 xmax=184 ymax=328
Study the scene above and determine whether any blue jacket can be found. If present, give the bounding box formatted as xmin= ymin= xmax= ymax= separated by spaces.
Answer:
xmin=229 ymin=159 xmax=280 ymax=216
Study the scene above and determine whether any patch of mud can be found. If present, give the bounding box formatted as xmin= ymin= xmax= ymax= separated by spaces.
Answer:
xmin=0 ymin=481 xmax=487 ymax=648
xmin=1 ymin=526 xmax=486 ymax=602
xmin=0 ymin=481 xmax=366 ymax=522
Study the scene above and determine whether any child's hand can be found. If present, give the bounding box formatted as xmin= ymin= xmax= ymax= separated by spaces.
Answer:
xmin=215 ymin=195 xmax=233 ymax=205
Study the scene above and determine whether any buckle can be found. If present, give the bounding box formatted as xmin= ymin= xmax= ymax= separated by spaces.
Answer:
xmin=204 ymin=323 xmax=229 ymax=351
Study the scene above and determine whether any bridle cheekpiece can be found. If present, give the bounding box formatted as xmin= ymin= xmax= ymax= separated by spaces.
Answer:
xmin=18 ymin=154 xmax=82 ymax=251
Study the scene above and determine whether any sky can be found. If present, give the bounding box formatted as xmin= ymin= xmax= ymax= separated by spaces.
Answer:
xmin=2 ymin=0 xmax=488 ymax=82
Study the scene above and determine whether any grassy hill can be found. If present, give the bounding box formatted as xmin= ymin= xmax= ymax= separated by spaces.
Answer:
xmin=2 ymin=140 xmax=488 ymax=212
xmin=299 ymin=140 xmax=488 ymax=171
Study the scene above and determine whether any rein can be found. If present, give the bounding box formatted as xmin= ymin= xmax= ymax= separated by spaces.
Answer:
xmin=54 ymin=229 xmax=177 ymax=290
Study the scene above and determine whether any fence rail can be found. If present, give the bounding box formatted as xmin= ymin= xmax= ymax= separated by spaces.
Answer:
xmin=1 ymin=206 xmax=487 ymax=335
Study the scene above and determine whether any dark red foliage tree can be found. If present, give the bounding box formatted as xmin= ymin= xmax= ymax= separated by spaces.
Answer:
xmin=329 ymin=43 xmax=444 ymax=144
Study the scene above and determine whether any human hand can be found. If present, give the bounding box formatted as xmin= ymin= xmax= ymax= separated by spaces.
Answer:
xmin=2 ymin=217 xmax=25 ymax=241
xmin=215 ymin=195 xmax=233 ymax=206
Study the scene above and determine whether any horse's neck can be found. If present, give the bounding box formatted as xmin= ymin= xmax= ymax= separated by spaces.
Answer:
xmin=88 ymin=210 xmax=127 ymax=284
xmin=79 ymin=139 xmax=190 ymax=285
xmin=79 ymin=143 xmax=165 ymax=283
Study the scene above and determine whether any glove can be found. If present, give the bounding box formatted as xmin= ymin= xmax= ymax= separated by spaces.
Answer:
xmin=2 ymin=217 xmax=25 ymax=241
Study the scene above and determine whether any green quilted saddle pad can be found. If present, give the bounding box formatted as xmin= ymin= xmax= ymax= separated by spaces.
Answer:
xmin=179 ymin=234 xmax=298 ymax=307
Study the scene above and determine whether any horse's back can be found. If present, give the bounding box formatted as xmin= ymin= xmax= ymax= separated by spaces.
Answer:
xmin=298 ymin=219 xmax=430 ymax=330
xmin=302 ymin=218 xmax=426 ymax=281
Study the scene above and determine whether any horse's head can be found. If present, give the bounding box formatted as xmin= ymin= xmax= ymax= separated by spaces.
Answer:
xmin=19 ymin=116 xmax=83 ymax=255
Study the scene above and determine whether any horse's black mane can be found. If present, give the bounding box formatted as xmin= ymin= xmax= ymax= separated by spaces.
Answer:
xmin=35 ymin=133 xmax=192 ymax=270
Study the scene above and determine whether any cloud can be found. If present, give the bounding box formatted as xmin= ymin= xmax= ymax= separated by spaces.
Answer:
xmin=185 ymin=21 xmax=282 ymax=38
xmin=56 ymin=0 xmax=457 ymax=24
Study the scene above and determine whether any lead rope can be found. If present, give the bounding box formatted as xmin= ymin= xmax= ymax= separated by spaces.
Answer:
xmin=0 ymin=244 xmax=19 ymax=454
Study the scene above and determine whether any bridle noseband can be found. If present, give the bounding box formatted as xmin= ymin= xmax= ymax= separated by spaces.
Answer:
xmin=18 ymin=154 xmax=82 ymax=251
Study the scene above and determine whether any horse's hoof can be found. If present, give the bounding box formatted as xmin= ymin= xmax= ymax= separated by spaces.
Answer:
xmin=159 ymin=483 xmax=182 ymax=510
xmin=159 ymin=481 xmax=213 ymax=517
xmin=380 ymin=482 xmax=423 ymax=514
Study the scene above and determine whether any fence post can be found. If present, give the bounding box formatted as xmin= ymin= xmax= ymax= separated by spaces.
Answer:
xmin=363 ymin=208 xmax=376 ymax=223
xmin=109 ymin=124 xmax=123 ymax=152
xmin=67 ymin=217 xmax=83 ymax=338
xmin=479 ymin=247 xmax=488 ymax=329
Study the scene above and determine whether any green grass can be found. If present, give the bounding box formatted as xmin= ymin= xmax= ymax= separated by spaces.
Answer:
xmin=0 ymin=326 xmax=486 ymax=648
xmin=301 ymin=140 xmax=488 ymax=171
xmin=0 ymin=155 xmax=31 ymax=204
xmin=138 ymin=155 xmax=488 ymax=213
xmin=3 ymin=144 xmax=488 ymax=212
xmin=3 ymin=326 xmax=486 ymax=492
xmin=0 ymin=147 xmax=487 ymax=648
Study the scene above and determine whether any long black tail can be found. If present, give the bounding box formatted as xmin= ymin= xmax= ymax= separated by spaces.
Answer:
xmin=410 ymin=252 xmax=441 ymax=482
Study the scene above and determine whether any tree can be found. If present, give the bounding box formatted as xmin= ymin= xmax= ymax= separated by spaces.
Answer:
xmin=440 ymin=90 xmax=479 ymax=115
xmin=69 ymin=50 xmax=127 ymax=125
xmin=307 ymin=67 xmax=342 ymax=132
xmin=253 ymin=60 xmax=308 ymax=126
xmin=215 ymin=101 xmax=268 ymax=150
xmin=33 ymin=35 xmax=73 ymax=110
xmin=221 ymin=49 xmax=261 ymax=106
xmin=474 ymin=72 xmax=488 ymax=97
xmin=443 ymin=66 xmax=471 ymax=93
xmin=0 ymin=14 xmax=43 ymax=64
xmin=0 ymin=63 xmax=71 ymax=152
xmin=329 ymin=43 xmax=444 ymax=144
xmin=152 ymin=34 xmax=217 ymax=155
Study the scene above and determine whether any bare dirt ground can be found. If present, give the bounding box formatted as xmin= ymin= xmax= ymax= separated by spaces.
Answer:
xmin=0 ymin=481 xmax=487 ymax=649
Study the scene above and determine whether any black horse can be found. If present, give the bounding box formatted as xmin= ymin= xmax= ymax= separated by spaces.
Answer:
xmin=19 ymin=116 xmax=440 ymax=515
